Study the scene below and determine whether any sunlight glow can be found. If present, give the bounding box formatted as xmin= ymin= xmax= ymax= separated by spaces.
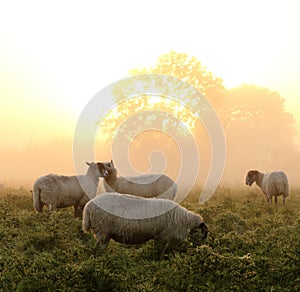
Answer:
xmin=0 ymin=0 xmax=300 ymax=184
xmin=96 ymin=95 xmax=197 ymax=145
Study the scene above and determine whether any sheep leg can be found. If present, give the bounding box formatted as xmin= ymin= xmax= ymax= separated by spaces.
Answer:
xmin=274 ymin=196 xmax=278 ymax=205
xmin=95 ymin=234 xmax=110 ymax=250
xmin=49 ymin=203 xmax=57 ymax=212
xmin=266 ymin=194 xmax=272 ymax=204
xmin=93 ymin=239 xmax=108 ymax=255
xmin=263 ymin=192 xmax=269 ymax=202
xmin=74 ymin=204 xmax=84 ymax=218
xmin=283 ymin=196 xmax=286 ymax=205
xmin=159 ymin=241 xmax=170 ymax=261
xmin=37 ymin=202 xmax=45 ymax=212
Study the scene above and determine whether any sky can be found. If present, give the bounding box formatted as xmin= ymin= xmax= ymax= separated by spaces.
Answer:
xmin=0 ymin=0 xmax=300 ymax=183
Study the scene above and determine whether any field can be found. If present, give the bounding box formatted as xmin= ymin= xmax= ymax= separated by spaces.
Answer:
xmin=0 ymin=186 xmax=300 ymax=291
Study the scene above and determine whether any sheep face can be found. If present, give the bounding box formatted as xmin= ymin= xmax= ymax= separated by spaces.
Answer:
xmin=96 ymin=162 xmax=109 ymax=177
xmin=189 ymin=222 xmax=209 ymax=246
xmin=199 ymin=222 xmax=209 ymax=239
xmin=86 ymin=162 xmax=108 ymax=178
xmin=190 ymin=222 xmax=209 ymax=239
xmin=101 ymin=160 xmax=115 ymax=174
xmin=246 ymin=170 xmax=258 ymax=186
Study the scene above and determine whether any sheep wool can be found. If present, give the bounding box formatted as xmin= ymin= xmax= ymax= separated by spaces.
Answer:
xmin=101 ymin=160 xmax=177 ymax=200
xmin=246 ymin=170 xmax=289 ymax=205
xmin=82 ymin=192 xmax=208 ymax=249
xmin=32 ymin=162 xmax=108 ymax=217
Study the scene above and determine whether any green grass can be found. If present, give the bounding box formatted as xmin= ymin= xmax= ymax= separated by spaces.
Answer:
xmin=0 ymin=187 xmax=299 ymax=291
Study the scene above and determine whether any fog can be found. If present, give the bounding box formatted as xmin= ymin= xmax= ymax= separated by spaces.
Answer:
xmin=1 ymin=84 xmax=300 ymax=190
xmin=1 ymin=53 xmax=300 ymax=190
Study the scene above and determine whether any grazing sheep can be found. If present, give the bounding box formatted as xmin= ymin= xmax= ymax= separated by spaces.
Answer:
xmin=100 ymin=160 xmax=177 ymax=200
xmin=245 ymin=170 xmax=289 ymax=205
xmin=82 ymin=192 xmax=208 ymax=249
xmin=32 ymin=162 xmax=108 ymax=217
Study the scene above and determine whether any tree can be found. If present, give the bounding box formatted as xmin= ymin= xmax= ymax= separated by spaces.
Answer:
xmin=223 ymin=84 xmax=297 ymax=181
xmin=97 ymin=52 xmax=299 ymax=185
xmin=97 ymin=52 xmax=226 ymax=180
xmin=99 ymin=52 xmax=226 ymax=142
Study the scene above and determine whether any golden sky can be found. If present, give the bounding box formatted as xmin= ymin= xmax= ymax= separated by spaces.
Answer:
xmin=0 ymin=0 xmax=300 ymax=184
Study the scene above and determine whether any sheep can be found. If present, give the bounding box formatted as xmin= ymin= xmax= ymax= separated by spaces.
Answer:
xmin=245 ymin=170 xmax=289 ymax=205
xmin=32 ymin=162 xmax=108 ymax=217
xmin=100 ymin=160 xmax=177 ymax=200
xmin=82 ymin=192 xmax=208 ymax=250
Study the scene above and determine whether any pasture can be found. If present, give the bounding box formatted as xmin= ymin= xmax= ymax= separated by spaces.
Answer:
xmin=0 ymin=186 xmax=299 ymax=291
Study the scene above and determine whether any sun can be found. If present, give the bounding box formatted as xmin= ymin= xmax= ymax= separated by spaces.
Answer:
xmin=96 ymin=93 xmax=198 ymax=145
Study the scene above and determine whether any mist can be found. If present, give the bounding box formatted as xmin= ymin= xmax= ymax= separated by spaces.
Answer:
xmin=1 ymin=53 xmax=300 ymax=191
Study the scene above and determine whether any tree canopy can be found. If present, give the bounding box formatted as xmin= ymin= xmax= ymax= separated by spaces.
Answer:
xmin=97 ymin=52 xmax=298 ymax=184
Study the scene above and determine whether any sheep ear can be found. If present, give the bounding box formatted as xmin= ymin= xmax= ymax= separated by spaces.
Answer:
xmin=86 ymin=162 xmax=91 ymax=166
xmin=111 ymin=160 xmax=114 ymax=166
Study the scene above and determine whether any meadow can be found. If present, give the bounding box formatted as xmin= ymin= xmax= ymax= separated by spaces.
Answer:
xmin=0 ymin=186 xmax=299 ymax=291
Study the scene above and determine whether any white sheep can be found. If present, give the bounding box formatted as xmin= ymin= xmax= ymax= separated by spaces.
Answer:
xmin=82 ymin=192 xmax=208 ymax=249
xmin=245 ymin=170 xmax=289 ymax=205
xmin=100 ymin=160 xmax=177 ymax=200
xmin=32 ymin=162 xmax=108 ymax=217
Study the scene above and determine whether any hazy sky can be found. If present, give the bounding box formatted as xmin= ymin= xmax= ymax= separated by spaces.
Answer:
xmin=1 ymin=0 xmax=300 ymax=148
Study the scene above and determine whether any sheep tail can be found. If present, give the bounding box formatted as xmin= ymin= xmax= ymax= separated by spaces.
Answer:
xmin=82 ymin=208 xmax=91 ymax=232
xmin=33 ymin=184 xmax=42 ymax=213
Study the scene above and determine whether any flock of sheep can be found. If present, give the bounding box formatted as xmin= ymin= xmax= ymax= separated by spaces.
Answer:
xmin=32 ymin=160 xmax=289 ymax=250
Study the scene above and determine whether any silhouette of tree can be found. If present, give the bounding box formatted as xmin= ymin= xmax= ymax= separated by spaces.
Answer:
xmin=97 ymin=52 xmax=299 ymax=184
xmin=99 ymin=52 xmax=226 ymax=142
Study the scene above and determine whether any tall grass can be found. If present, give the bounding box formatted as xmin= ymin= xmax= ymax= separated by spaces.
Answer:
xmin=0 ymin=187 xmax=299 ymax=291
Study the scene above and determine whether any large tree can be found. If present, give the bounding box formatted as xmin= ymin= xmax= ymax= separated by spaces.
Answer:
xmin=97 ymin=52 xmax=298 ymax=184
xmin=99 ymin=52 xmax=226 ymax=141
xmin=97 ymin=52 xmax=226 ymax=179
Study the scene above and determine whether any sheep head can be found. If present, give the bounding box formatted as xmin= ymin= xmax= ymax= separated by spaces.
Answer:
xmin=189 ymin=222 xmax=209 ymax=246
xmin=190 ymin=222 xmax=208 ymax=238
xmin=96 ymin=162 xmax=109 ymax=177
xmin=246 ymin=170 xmax=258 ymax=186
xmin=199 ymin=222 xmax=209 ymax=239
xmin=101 ymin=160 xmax=116 ymax=174
xmin=86 ymin=162 xmax=108 ymax=177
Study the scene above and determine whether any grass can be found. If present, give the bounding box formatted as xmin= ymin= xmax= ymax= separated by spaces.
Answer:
xmin=0 ymin=186 xmax=299 ymax=291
